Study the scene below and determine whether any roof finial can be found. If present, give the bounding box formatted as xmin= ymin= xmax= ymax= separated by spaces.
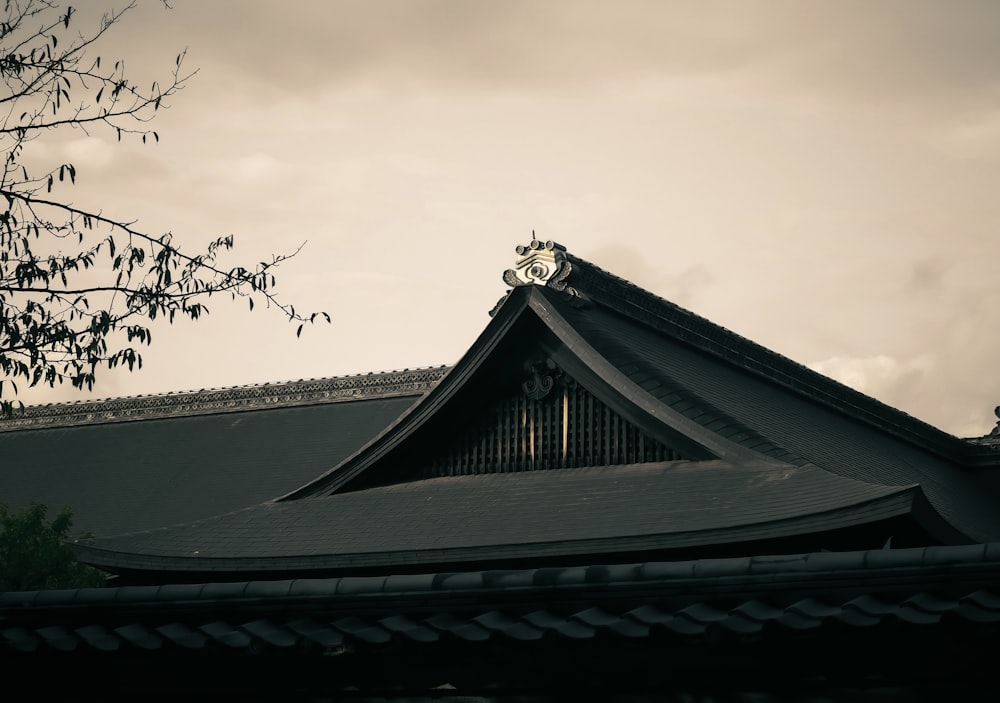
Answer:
xmin=505 ymin=238 xmax=568 ymax=286
xmin=490 ymin=238 xmax=585 ymax=316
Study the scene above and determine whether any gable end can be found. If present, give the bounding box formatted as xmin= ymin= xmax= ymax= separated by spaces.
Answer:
xmin=419 ymin=360 xmax=687 ymax=478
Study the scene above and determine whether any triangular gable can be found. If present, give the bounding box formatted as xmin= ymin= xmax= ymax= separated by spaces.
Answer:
xmin=416 ymin=360 xmax=686 ymax=480
xmin=278 ymin=245 xmax=783 ymax=499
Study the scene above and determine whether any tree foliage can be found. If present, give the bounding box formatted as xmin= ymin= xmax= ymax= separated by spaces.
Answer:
xmin=0 ymin=501 xmax=106 ymax=591
xmin=0 ymin=1 xmax=328 ymax=417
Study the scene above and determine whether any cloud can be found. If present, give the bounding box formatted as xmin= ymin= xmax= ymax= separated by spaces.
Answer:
xmin=121 ymin=0 xmax=1000 ymax=114
xmin=232 ymin=152 xmax=290 ymax=183
xmin=11 ymin=0 xmax=1000 ymax=441
xmin=582 ymin=244 xmax=716 ymax=308
xmin=810 ymin=354 xmax=929 ymax=397
xmin=747 ymin=2 xmax=1000 ymax=108
xmin=809 ymin=353 xmax=934 ymax=419
xmin=905 ymin=257 xmax=949 ymax=294
xmin=927 ymin=111 xmax=1000 ymax=160
xmin=63 ymin=138 xmax=117 ymax=172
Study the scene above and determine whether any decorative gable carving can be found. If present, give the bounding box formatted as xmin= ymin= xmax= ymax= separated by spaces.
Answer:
xmin=418 ymin=359 xmax=686 ymax=479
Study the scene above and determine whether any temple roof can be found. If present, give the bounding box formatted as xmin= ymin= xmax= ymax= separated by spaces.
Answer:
xmin=63 ymin=241 xmax=1000 ymax=579
xmin=6 ymin=240 xmax=1000 ymax=698
xmin=72 ymin=460 xmax=920 ymax=576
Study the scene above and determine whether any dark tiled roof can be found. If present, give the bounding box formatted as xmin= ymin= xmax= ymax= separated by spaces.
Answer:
xmin=543 ymin=289 xmax=1000 ymax=542
xmin=6 ymin=587 xmax=998 ymax=654
xmin=277 ymin=284 xmax=996 ymax=547
xmin=73 ymin=460 xmax=920 ymax=574
xmin=7 ymin=244 xmax=1000 ymax=590
xmin=5 ymin=542 xmax=1000 ymax=656
xmin=0 ymin=369 xmax=446 ymax=536
xmin=563 ymin=253 xmax=979 ymax=455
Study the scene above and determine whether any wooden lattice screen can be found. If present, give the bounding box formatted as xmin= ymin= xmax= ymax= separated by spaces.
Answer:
xmin=420 ymin=371 xmax=684 ymax=478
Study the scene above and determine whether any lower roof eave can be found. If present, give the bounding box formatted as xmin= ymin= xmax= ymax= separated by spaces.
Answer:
xmin=71 ymin=486 xmax=947 ymax=578
xmin=12 ymin=542 xmax=1000 ymax=614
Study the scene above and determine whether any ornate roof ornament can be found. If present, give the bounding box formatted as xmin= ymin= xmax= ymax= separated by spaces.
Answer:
xmin=492 ymin=238 xmax=584 ymax=316
xmin=503 ymin=239 xmax=570 ymax=288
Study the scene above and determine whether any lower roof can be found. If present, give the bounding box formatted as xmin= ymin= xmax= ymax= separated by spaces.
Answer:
xmin=5 ymin=542 xmax=1000 ymax=696
xmin=72 ymin=460 xmax=933 ymax=577
xmin=0 ymin=393 xmax=421 ymax=536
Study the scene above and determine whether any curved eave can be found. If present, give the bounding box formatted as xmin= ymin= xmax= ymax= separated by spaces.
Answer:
xmin=30 ymin=542 xmax=1000 ymax=613
xmin=73 ymin=459 xmax=964 ymax=577
xmin=72 ymin=486 xmax=924 ymax=576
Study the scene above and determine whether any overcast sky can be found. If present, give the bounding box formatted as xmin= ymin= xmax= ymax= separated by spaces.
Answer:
xmin=10 ymin=0 xmax=1000 ymax=438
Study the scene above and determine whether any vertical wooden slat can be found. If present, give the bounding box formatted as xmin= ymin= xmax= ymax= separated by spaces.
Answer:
xmin=519 ymin=395 xmax=526 ymax=473
xmin=495 ymin=418 xmax=501 ymax=472
xmin=578 ymin=389 xmax=584 ymax=466
xmin=614 ymin=411 xmax=621 ymax=465
xmin=418 ymin=373 xmax=693 ymax=477
xmin=563 ymin=386 xmax=569 ymax=466
xmin=586 ymin=391 xmax=593 ymax=465
xmin=504 ymin=402 xmax=511 ymax=470
xmin=572 ymin=389 xmax=577 ymax=467
xmin=602 ymin=404 xmax=609 ymax=466
xmin=528 ymin=399 xmax=535 ymax=470
xmin=482 ymin=422 xmax=489 ymax=472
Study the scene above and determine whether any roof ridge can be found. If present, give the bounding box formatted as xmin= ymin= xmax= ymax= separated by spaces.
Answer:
xmin=0 ymin=365 xmax=451 ymax=432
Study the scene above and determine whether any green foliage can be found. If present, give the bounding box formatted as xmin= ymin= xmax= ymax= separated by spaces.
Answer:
xmin=0 ymin=1 xmax=328 ymax=417
xmin=0 ymin=501 xmax=106 ymax=591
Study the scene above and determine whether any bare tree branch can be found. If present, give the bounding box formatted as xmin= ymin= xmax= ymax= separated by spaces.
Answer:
xmin=0 ymin=1 xmax=328 ymax=416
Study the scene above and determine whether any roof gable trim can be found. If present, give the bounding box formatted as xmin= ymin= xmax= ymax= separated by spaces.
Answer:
xmin=0 ymin=367 xmax=447 ymax=432
xmin=530 ymin=291 xmax=786 ymax=466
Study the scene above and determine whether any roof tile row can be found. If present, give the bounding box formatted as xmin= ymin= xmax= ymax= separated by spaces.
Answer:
xmin=5 ymin=589 xmax=1000 ymax=654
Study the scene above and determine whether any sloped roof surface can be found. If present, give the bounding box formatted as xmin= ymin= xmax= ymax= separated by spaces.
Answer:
xmin=545 ymin=291 xmax=1000 ymax=541
xmin=561 ymin=251 xmax=977 ymax=452
xmin=0 ymin=370 xmax=443 ymax=535
xmin=74 ymin=460 xmax=918 ymax=574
